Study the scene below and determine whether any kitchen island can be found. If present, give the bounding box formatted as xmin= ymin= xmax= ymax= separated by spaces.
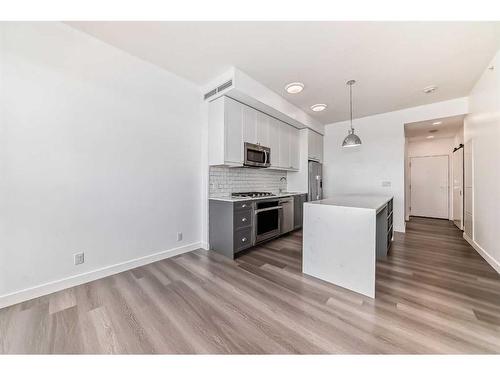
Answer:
xmin=302 ymin=194 xmax=393 ymax=298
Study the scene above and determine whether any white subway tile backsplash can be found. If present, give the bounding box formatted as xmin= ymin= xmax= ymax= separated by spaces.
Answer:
xmin=209 ymin=166 xmax=287 ymax=198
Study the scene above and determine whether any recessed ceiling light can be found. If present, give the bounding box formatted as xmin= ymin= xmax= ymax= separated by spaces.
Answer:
xmin=423 ymin=85 xmax=438 ymax=94
xmin=426 ymin=135 xmax=435 ymax=139
xmin=285 ymin=82 xmax=304 ymax=94
xmin=432 ymin=121 xmax=442 ymax=125
xmin=310 ymin=104 xmax=327 ymax=112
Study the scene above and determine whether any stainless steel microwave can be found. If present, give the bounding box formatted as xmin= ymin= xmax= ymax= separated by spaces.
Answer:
xmin=244 ymin=142 xmax=271 ymax=168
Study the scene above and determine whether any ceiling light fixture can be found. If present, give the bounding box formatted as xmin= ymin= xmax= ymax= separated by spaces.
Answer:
xmin=311 ymin=104 xmax=327 ymax=112
xmin=342 ymin=80 xmax=362 ymax=148
xmin=426 ymin=135 xmax=435 ymax=139
xmin=432 ymin=121 xmax=442 ymax=125
xmin=423 ymin=85 xmax=438 ymax=94
xmin=285 ymin=82 xmax=304 ymax=94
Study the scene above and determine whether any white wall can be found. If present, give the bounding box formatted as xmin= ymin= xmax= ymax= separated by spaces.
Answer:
xmin=0 ymin=22 xmax=204 ymax=306
xmin=406 ymin=137 xmax=456 ymax=220
xmin=464 ymin=49 xmax=500 ymax=273
xmin=323 ymin=97 xmax=468 ymax=233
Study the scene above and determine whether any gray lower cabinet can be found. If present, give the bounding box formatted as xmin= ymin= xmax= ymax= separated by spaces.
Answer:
xmin=209 ymin=199 xmax=254 ymax=259
xmin=376 ymin=198 xmax=394 ymax=259
xmin=293 ymin=193 xmax=307 ymax=229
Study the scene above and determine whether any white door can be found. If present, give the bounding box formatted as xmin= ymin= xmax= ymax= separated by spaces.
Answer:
xmin=410 ymin=155 xmax=449 ymax=219
xmin=452 ymin=147 xmax=464 ymax=229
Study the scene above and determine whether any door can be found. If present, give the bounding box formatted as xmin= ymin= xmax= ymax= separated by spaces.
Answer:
xmin=452 ymin=147 xmax=464 ymax=229
xmin=410 ymin=155 xmax=449 ymax=219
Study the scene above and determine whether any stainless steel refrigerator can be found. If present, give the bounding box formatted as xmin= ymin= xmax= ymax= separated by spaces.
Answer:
xmin=308 ymin=161 xmax=323 ymax=201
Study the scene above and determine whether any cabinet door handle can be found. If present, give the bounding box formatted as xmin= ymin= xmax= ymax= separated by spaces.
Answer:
xmin=241 ymin=204 xmax=247 ymax=208
xmin=241 ymin=237 xmax=247 ymax=242
xmin=241 ymin=217 xmax=247 ymax=222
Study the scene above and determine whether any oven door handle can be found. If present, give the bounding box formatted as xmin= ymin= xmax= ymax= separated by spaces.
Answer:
xmin=254 ymin=206 xmax=283 ymax=214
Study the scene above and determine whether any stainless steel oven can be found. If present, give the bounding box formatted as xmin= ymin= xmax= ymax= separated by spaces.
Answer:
xmin=254 ymin=199 xmax=282 ymax=244
xmin=244 ymin=142 xmax=271 ymax=168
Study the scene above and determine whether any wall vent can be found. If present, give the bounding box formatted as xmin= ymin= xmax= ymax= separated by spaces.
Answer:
xmin=203 ymin=79 xmax=233 ymax=100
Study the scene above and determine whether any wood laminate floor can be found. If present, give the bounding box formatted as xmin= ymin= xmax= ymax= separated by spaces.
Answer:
xmin=1 ymin=217 xmax=500 ymax=354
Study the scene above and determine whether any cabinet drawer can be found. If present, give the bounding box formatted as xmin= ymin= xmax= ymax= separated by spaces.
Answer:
xmin=234 ymin=201 xmax=252 ymax=211
xmin=234 ymin=209 xmax=252 ymax=230
xmin=234 ymin=227 xmax=253 ymax=253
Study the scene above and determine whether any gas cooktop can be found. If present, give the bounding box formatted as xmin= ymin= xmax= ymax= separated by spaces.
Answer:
xmin=232 ymin=192 xmax=276 ymax=198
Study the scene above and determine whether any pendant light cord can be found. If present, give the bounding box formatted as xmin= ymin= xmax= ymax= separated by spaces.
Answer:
xmin=349 ymin=83 xmax=353 ymax=131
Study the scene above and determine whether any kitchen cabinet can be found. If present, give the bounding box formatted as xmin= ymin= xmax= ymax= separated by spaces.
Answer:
xmin=242 ymin=105 xmax=257 ymax=145
xmin=208 ymin=95 xmax=301 ymax=170
xmin=267 ymin=118 xmax=280 ymax=167
xmin=293 ymin=193 xmax=307 ymax=229
xmin=208 ymin=96 xmax=243 ymax=166
xmin=209 ymin=199 xmax=254 ymax=259
xmin=255 ymin=111 xmax=269 ymax=147
xmin=278 ymin=122 xmax=290 ymax=169
xmin=242 ymin=105 xmax=269 ymax=147
xmin=289 ymin=126 xmax=300 ymax=170
xmin=308 ymin=130 xmax=323 ymax=163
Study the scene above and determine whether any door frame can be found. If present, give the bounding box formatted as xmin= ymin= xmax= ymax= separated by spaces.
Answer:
xmin=409 ymin=154 xmax=450 ymax=219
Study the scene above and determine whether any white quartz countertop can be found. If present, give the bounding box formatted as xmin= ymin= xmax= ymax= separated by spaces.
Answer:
xmin=209 ymin=192 xmax=307 ymax=202
xmin=306 ymin=194 xmax=393 ymax=212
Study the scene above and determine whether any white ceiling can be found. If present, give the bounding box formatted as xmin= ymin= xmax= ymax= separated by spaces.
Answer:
xmin=405 ymin=115 xmax=465 ymax=142
xmin=67 ymin=21 xmax=500 ymax=124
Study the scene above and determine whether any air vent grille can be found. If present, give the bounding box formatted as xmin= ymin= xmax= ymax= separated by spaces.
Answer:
xmin=203 ymin=79 xmax=233 ymax=100
xmin=204 ymin=88 xmax=217 ymax=100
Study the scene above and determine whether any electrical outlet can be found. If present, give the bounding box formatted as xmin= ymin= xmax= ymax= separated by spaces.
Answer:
xmin=177 ymin=232 xmax=183 ymax=242
xmin=74 ymin=252 xmax=85 ymax=265
xmin=381 ymin=181 xmax=391 ymax=187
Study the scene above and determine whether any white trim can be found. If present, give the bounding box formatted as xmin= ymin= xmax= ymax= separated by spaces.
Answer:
xmin=200 ymin=241 xmax=209 ymax=250
xmin=0 ymin=242 xmax=203 ymax=309
xmin=463 ymin=233 xmax=500 ymax=274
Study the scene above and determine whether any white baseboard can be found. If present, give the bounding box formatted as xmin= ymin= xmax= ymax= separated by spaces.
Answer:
xmin=0 ymin=242 xmax=202 ymax=309
xmin=200 ymin=241 xmax=209 ymax=250
xmin=463 ymin=233 xmax=500 ymax=274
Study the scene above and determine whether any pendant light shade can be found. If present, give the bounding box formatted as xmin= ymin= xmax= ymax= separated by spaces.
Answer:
xmin=342 ymin=129 xmax=362 ymax=147
xmin=342 ymin=80 xmax=362 ymax=148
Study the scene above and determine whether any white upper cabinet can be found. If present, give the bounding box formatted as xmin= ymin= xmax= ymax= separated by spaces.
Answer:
xmin=308 ymin=129 xmax=324 ymax=163
xmin=224 ymin=98 xmax=243 ymax=164
xmin=278 ymin=121 xmax=290 ymax=169
xmin=208 ymin=96 xmax=243 ymax=166
xmin=242 ymin=105 xmax=257 ymax=145
xmin=255 ymin=111 xmax=269 ymax=147
xmin=289 ymin=127 xmax=300 ymax=170
xmin=267 ymin=118 xmax=280 ymax=167
xmin=208 ymin=95 xmax=302 ymax=171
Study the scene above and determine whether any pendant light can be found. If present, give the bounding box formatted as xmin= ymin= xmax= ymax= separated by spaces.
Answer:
xmin=342 ymin=80 xmax=362 ymax=148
